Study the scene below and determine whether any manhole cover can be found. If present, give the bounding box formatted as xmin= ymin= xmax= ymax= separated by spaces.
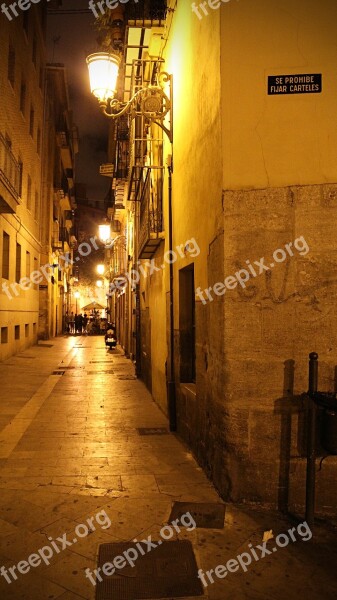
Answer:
xmin=137 ymin=427 xmax=169 ymax=436
xmin=52 ymin=370 xmax=65 ymax=375
xmin=95 ymin=540 xmax=203 ymax=600
xmin=169 ymin=502 xmax=226 ymax=529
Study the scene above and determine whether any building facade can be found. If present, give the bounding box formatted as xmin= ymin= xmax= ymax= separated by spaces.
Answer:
xmin=0 ymin=6 xmax=77 ymax=357
xmin=0 ymin=6 xmax=46 ymax=361
xmin=39 ymin=63 xmax=78 ymax=339
xmin=96 ymin=0 xmax=337 ymax=516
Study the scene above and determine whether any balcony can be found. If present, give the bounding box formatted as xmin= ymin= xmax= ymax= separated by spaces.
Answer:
xmin=60 ymin=226 xmax=70 ymax=246
xmin=52 ymin=235 xmax=63 ymax=250
xmin=52 ymin=226 xmax=70 ymax=251
xmin=0 ymin=134 xmax=21 ymax=213
xmin=138 ymin=168 xmax=164 ymax=259
xmin=125 ymin=0 xmax=166 ymax=24
xmin=56 ymin=130 xmax=72 ymax=170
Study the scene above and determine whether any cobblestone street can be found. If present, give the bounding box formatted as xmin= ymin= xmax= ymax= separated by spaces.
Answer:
xmin=0 ymin=337 xmax=336 ymax=600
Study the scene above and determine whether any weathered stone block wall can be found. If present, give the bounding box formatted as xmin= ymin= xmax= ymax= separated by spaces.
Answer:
xmin=176 ymin=183 xmax=337 ymax=516
xmin=223 ymin=184 xmax=337 ymax=514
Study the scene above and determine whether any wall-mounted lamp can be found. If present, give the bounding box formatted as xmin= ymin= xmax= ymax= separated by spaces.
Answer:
xmin=86 ymin=52 xmax=172 ymax=142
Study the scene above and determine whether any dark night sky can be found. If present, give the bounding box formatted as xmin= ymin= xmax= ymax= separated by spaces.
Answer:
xmin=47 ymin=0 xmax=110 ymax=204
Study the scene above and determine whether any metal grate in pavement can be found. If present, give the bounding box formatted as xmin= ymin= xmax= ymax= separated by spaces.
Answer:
xmin=52 ymin=370 xmax=65 ymax=375
xmin=137 ymin=427 xmax=169 ymax=436
xmin=169 ymin=502 xmax=226 ymax=529
xmin=87 ymin=369 xmax=115 ymax=375
xmin=89 ymin=360 xmax=115 ymax=364
xmin=95 ymin=539 xmax=204 ymax=600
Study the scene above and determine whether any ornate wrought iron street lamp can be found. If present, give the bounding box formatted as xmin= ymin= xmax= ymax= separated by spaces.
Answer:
xmin=86 ymin=52 xmax=172 ymax=142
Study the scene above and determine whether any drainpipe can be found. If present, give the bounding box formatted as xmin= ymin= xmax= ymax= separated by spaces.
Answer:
xmin=167 ymin=159 xmax=176 ymax=431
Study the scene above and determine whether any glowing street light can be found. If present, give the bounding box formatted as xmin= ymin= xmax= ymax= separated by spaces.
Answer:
xmin=97 ymin=264 xmax=105 ymax=276
xmin=98 ymin=224 xmax=111 ymax=245
xmin=86 ymin=52 xmax=173 ymax=142
xmin=86 ymin=52 xmax=120 ymax=105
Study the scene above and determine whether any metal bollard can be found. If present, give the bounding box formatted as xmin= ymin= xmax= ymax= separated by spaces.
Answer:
xmin=306 ymin=352 xmax=318 ymax=531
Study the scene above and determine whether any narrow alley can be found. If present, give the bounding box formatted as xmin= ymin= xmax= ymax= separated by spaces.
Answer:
xmin=0 ymin=338 xmax=336 ymax=600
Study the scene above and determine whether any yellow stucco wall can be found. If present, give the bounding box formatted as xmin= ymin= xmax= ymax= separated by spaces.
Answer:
xmin=0 ymin=10 xmax=44 ymax=360
xmin=221 ymin=0 xmax=337 ymax=189
xmin=164 ymin=1 xmax=223 ymax=306
xmin=138 ymin=0 xmax=337 ymax=512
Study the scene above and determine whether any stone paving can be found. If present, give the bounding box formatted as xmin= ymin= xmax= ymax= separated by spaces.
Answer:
xmin=0 ymin=336 xmax=336 ymax=599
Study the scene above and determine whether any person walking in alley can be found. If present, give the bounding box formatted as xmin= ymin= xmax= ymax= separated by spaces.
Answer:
xmin=64 ymin=312 xmax=70 ymax=334
xmin=78 ymin=313 xmax=83 ymax=334
xmin=69 ymin=312 xmax=75 ymax=334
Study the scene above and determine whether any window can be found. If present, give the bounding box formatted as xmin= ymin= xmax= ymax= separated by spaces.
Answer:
xmin=2 ymin=232 xmax=10 ymax=280
xmin=27 ymin=175 xmax=32 ymax=210
xmin=25 ymin=324 xmax=29 ymax=338
xmin=5 ymin=133 xmax=12 ymax=149
xmin=26 ymin=251 xmax=30 ymax=279
xmin=179 ymin=265 xmax=196 ymax=383
xmin=32 ymin=35 xmax=37 ymax=67
xmin=7 ymin=44 xmax=15 ymax=88
xmin=18 ymin=159 xmax=23 ymax=197
xmin=34 ymin=191 xmax=39 ymax=220
xmin=16 ymin=243 xmax=21 ymax=283
xmin=1 ymin=328 xmax=8 ymax=344
xmin=23 ymin=11 xmax=29 ymax=35
xmin=29 ymin=106 xmax=34 ymax=137
xmin=37 ymin=127 xmax=41 ymax=154
xmin=20 ymin=79 xmax=26 ymax=114
xmin=33 ymin=257 xmax=38 ymax=289
xmin=15 ymin=325 xmax=20 ymax=340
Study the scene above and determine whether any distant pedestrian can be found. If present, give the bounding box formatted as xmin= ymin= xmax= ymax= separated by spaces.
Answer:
xmin=83 ymin=313 xmax=88 ymax=333
xmin=78 ymin=313 xmax=83 ymax=334
xmin=70 ymin=312 xmax=75 ymax=334
xmin=64 ymin=312 xmax=70 ymax=334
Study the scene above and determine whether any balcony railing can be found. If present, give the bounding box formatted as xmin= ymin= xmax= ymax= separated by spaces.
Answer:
xmin=125 ymin=0 xmax=167 ymax=22
xmin=52 ymin=226 xmax=70 ymax=250
xmin=59 ymin=227 xmax=70 ymax=245
xmin=138 ymin=168 xmax=164 ymax=259
xmin=0 ymin=134 xmax=21 ymax=200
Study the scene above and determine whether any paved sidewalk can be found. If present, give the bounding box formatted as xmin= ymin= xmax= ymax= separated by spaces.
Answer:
xmin=0 ymin=336 xmax=336 ymax=600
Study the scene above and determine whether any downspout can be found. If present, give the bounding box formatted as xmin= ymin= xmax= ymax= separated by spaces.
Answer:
xmin=167 ymin=159 xmax=176 ymax=431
